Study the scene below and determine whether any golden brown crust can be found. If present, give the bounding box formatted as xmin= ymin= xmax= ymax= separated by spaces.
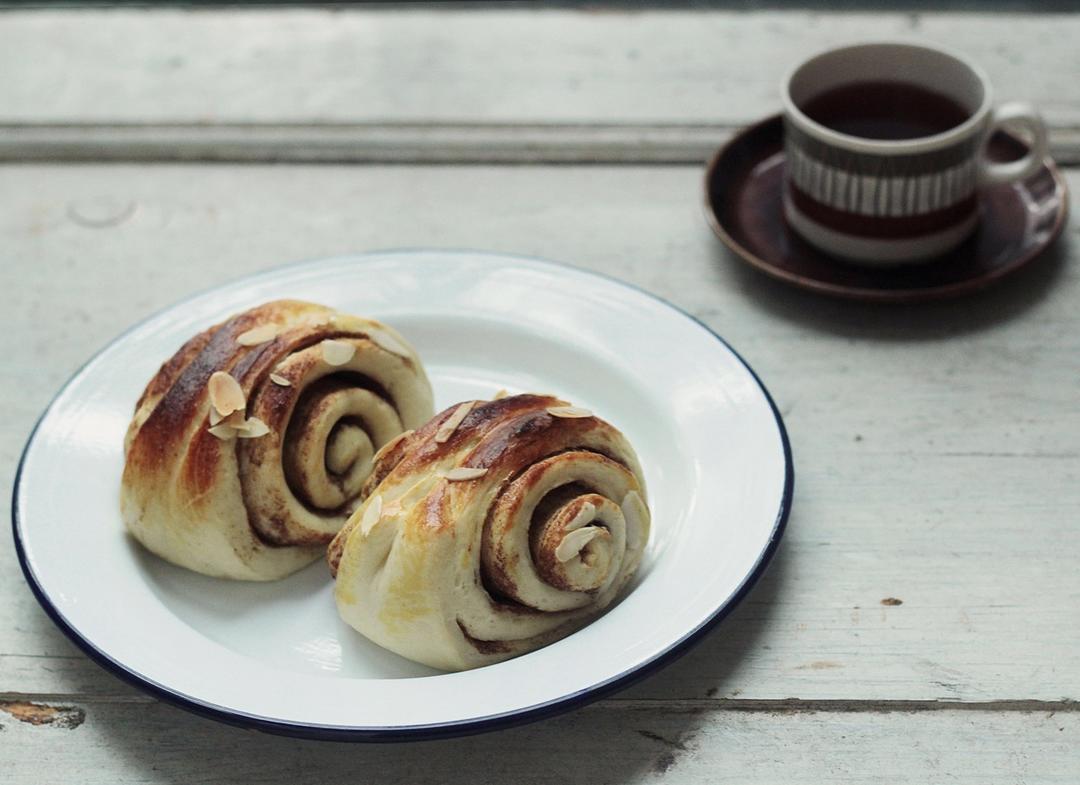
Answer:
xmin=131 ymin=304 xmax=278 ymax=460
xmin=134 ymin=326 xmax=215 ymax=414
xmin=121 ymin=299 xmax=434 ymax=581
xmin=331 ymin=393 xmax=651 ymax=669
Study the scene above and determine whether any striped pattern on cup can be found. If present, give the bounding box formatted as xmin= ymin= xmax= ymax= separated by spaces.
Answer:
xmin=783 ymin=120 xmax=980 ymax=219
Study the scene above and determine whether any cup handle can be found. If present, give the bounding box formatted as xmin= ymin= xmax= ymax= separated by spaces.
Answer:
xmin=978 ymin=101 xmax=1048 ymax=187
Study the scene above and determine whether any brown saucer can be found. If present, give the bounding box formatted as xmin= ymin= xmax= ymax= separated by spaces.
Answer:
xmin=704 ymin=115 xmax=1069 ymax=303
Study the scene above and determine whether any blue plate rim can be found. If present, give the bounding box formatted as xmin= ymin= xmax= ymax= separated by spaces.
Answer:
xmin=11 ymin=249 xmax=794 ymax=742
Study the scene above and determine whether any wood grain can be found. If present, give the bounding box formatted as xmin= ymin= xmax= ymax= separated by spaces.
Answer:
xmin=2 ymin=163 xmax=1077 ymax=707
xmin=0 ymin=698 xmax=1076 ymax=783
xmin=3 ymin=8 xmax=1078 ymax=779
xmin=1 ymin=9 xmax=1079 ymax=162
xmin=4 ymin=122 xmax=1080 ymax=165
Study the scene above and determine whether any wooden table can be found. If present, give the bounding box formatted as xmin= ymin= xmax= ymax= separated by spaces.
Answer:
xmin=2 ymin=6 xmax=1077 ymax=782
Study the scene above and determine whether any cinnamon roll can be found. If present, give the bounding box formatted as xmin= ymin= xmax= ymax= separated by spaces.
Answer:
xmin=121 ymin=300 xmax=434 ymax=580
xmin=328 ymin=394 xmax=650 ymax=670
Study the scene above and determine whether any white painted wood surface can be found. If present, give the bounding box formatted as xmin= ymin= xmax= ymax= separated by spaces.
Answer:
xmin=2 ymin=163 xmax=1078 ymax=702
xmin=1 ymin=699 xmax=1077 ymax=784
xmin=1 ymin=6 xmax=1078 ymax=783
xmin=1 ymin=9 xmax=1079 ymax=162
xmin=4 ymin=8 xmax=1079 ymax=124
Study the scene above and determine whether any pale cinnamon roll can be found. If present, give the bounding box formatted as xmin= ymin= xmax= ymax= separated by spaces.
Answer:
xmin=121 ymin=300 xmax=434 ymax=580
xmin=328 ymin=394 xmax=650 ymax=670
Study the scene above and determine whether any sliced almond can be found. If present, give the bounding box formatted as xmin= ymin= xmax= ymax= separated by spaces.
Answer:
xmin=546 ymin=405 xmax=593 ymax=419
xmin=212 ymin=408 xmax=246 ymax=427
xmin=382 ymin=499 xmax=403 ymax=518
xmin=367 ymin=329 xmax=411 ymax=358
xmin=441 ymin=467 xmax=488 ymax=482
xmin=236 ymin=323 xmax=279 ymax=347
xmin=208 ymin=371 xmax=245 ymax=416
xmin=207 ymin=424 xmax=238 ymax=441
xmin=308 ymin=314 xmax=332 ymax=328
xmin=493 ymin=389 xmax=509 ymax=400
xmin=235 ymin=417 xmax=270 ymax=439
xmin=268 ymin=373 xmax=291 ymax=387
xmin=373 ymin=430 xmax=413 ymax=463
xmin=321 ymin=339 xmax=355 ymax=366
xmin=309 ymin=309 xmax=336 ymax=325
xmin=555 ymin=527 xmax=602 ymax=563
xmin=435 ymin=401 xmax=474 ymax=444
xmin=621 ymin=490 xmax=648 ymax=551
xmin=564 ymin=501 xmax=596 ymax=532
xmin=359 ymin=494 xmax=383 ymax=536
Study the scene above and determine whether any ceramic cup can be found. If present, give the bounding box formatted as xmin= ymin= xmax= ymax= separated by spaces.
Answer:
xmin=781 ymin=42 xmax=1048 ymax=265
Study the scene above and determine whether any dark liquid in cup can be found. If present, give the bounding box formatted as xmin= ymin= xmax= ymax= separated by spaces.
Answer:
xmin=800 ymin=81 xmax=971 ymax=140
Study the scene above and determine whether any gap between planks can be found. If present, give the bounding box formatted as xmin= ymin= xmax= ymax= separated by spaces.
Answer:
xmin=2 ymin=122 xmax=1080 ymax=165
xmin=1 ymin=693 xmax=1076 ymax=713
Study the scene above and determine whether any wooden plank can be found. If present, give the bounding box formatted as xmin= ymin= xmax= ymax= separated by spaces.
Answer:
xmin=3 ymin=122 xmax=1080 ymax=165
xmin=1 ymin=9 xmax=1079 ymax=163
xmin=0 ymin=699 xmax=1076 ymax=783
xmin=0 ymin=122 xmax=749 ymax=166
xmin=4 ymin=9 xmax=1078 ymax=124
xmin=1 ymin=163 xmax=1078 ymax=706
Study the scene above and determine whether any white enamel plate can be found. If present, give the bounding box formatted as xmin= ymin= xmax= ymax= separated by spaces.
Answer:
xmin=14 ymin=251 xmax=792 ymax=740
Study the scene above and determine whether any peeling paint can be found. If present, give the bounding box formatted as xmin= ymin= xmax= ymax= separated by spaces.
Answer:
xmin=795 ymin=660 xmax=844 ymax=670
xmin=637 ymin=728 xmax=693 ymax=774
xmin=636 ymin=729 xmax=688 ymax=751
xmin=0 ymin=701 xmax=85 ymax=729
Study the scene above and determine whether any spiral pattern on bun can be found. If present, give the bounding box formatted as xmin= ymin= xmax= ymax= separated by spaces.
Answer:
xmin=328 ymin=393 xmax=650 ymax=670
xmin=121 ymin=300 xmax=434 ymax=580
